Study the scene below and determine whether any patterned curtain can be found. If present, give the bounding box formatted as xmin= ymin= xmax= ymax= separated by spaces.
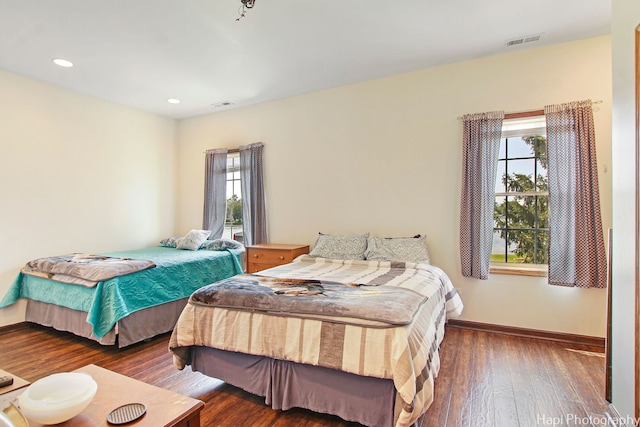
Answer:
xmin=459 ymin=111 xmax=504 ymax=279
xmin=240 ymin=142 xmax=267 ymax=246
xmin=203 ymin=148 xmax=228 ymax=239
xmin=545 ymin=100 xmax=606 ymax=288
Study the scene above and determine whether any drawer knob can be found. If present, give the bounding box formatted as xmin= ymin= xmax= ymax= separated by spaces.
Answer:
xmin=253 ymin=254 xmax=259 ymax=258
xmin=279 ymin=256 xmax=284 ymax=260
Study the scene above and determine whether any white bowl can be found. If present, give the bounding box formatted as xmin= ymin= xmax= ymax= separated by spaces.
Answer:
xmin=18 ymin=372 xmax=97 ymax=425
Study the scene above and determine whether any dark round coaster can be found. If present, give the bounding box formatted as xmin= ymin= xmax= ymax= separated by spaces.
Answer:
xmin=106 ymin=403 xmax=146 ymax=425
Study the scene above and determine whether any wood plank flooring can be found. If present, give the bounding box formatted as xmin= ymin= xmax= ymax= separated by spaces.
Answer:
xmin=0 ymin=323 xmax=610 ymax=427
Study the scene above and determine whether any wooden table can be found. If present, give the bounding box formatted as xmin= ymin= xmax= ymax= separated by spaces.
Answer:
xmin=0 ymin=368 xmax=29 ymax=395
xmin=26 ymin=364 xmax=203 ymax=427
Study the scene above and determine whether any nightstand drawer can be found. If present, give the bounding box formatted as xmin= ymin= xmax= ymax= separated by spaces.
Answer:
xmin=250 ymin=248 xmax=296 ymax=264
xmin=245 ymin=244 xmax=310 ymax=273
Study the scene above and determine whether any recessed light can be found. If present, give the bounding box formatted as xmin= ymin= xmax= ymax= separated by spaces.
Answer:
xmin=167 ymin=98 xmax=181 ymax=104
xmin=52 ymin=58 xmax=74 ymax=68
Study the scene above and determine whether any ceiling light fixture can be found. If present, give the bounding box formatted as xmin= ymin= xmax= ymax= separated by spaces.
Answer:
xmin=236 ymin=0 xmax=256 ymax=21
xmin=52 ymin=58 xmax=73 ymax=68
xmin=167 ymin=98 xmax=181 ymax=104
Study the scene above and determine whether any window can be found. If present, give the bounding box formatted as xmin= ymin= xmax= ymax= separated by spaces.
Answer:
xmin=224 ymin=153 xmax=243 ymax=242
xmin=492 ymin=116 xmax=548 ymax=266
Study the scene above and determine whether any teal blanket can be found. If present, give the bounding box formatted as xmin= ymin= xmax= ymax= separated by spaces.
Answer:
xmin=0 ymin=246 xmax=244 ymax=338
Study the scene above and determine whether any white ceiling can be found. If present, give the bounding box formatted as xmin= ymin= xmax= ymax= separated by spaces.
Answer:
xmin=0 ymin=0 xmax=611 ymax=119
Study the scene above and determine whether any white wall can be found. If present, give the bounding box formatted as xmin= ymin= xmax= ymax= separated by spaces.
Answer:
xmin=177 ymin=36 xmax=612 ymax=337
xmin=611 ymin=0 xmax=639 ymax=419
xmin=0 ymin=70 xmax=177 ymax=326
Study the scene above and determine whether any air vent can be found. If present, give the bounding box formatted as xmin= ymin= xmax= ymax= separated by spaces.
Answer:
xmin=213 ymin=101 xmax=234 ymax=108
xmin=506 ymin=33 xmax=543 ymax=48
xmin=506 ymin=38 xmax=524 ymax=47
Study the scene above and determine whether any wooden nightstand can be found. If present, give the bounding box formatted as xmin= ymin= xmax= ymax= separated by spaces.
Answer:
xmin=246 ymin=243 xmax=310 ymax=273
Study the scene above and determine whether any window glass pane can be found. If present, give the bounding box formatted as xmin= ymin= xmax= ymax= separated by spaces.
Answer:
xmin=536 ymin=159 xmax=548 ymax=191
xmin=492 ymin=230 xmax=519 ymax=263
xmin=506 ymin=159 xmax=535 ymax=192
xmin=536 ymin=195 xmax=549 ymax=228
xmin=224 ymin=154 xmax=243 ymax=242
xmin=506 ymin=196 xmax=540 ymax=229
xmin=523 ymin=135 xmax=547 ymax=160
xmin=491 ymin=230 xmax=507 ymax=263
xmin=495 ymin=161 xmax=506 ymax=193
xmin=537 ymin=152 xmax=547 ymax=166
xmin=505 ymin=230 xmax=548 ymax=264
xmin=504 ymin=196 xmax=519 ymax=229
xmin=508 ymin=230 xmax=533 ymax=263
xmin=498 ymin=138 xmax=507 ymax=160
xmin=507 ymin=137 xmax=534 ymax=158
xmin=536 ymin=231 xmax=549 ymax=264
xmin=505 ymin=231 xmax=519 ymax=263
xmin=494 ymin=196 xmax=506 ymax=228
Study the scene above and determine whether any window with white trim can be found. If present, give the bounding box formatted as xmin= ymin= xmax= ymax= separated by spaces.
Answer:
xmin=224 ymin=153 xmax=243 ymax=242
xmin=492 ymin=116 xmax=548 ymax=265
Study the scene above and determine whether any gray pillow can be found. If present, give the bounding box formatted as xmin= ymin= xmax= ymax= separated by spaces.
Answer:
xmin=364 ymin=234 xmax=430 ymax=264
xmin=160 ymin=236 xmax=183 ymax=248
xmin=176 ymin=229 xmax=211 ymax=251
xmin=200 ymin=238 xmax=244 ymax=251
xmin=309 ymin=232 xmax=369 ymax=260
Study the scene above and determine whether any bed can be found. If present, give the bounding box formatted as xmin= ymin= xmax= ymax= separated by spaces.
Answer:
xmin=0 ymin=243 xmax=245 ymax=347
xmin=169 ymin=241 xmax=463 ymax=427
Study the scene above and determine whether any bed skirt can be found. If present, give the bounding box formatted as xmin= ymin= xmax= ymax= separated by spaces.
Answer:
xmin=191 ymin=346 xmax=427 ymax=427
xmin=26 ymin=298 xmax=188 ymax=347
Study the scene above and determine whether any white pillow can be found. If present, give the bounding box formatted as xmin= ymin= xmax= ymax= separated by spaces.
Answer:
xmin=364 ymin=234 xmax=430 ymax=264
xmin=308 ymin=232 xmax=369 ymax=260
xmin=176 ymin=229 xmax=211 ymax=251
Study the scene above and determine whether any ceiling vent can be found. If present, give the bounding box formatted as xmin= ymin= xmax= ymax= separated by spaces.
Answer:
xmin=213 ymin=101 xmax=234 ymax=108
xmin=505 ymin=33 xmax=543 ymax=48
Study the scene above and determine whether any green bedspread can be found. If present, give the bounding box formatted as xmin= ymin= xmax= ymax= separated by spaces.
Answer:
xmin=0 ymin=246 xmax=244 ymax=338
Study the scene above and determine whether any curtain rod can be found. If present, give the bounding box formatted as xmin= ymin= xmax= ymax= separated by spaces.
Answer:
xmin=203 ymin=148 xmax=240 ymax=154
xmin=457 ymin=99 xmax=603 ymax=120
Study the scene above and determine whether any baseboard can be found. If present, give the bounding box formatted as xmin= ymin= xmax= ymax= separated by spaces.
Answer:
xmin=446 ymin=319 xmax=605 ymax=349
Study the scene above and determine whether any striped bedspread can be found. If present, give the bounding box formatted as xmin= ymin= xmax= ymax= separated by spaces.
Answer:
xmin=169 ymin=256 xmax=463 ymax=427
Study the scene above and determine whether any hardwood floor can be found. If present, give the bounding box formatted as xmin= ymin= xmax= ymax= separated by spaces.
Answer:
xmin=0 ymin=323 xmax=610 ymax=426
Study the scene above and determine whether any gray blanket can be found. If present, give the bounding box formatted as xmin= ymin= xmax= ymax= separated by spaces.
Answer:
xmin=189 ymin=274 xmax=427 ymax=327
xmin=21 ymin=253 xmax=156 ymax=287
